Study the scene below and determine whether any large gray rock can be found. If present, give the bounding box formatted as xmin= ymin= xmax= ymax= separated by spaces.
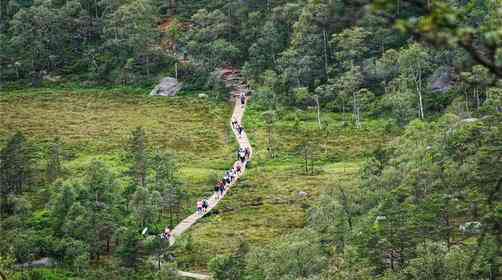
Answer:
xmin=150 ymin=77 xmax=182 ymax=96
xmin=430 ymin=67 xmax=455 ymax=92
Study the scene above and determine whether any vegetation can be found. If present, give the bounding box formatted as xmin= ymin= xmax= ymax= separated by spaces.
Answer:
xmin=1 ymin=0 xmax=501 ymax=279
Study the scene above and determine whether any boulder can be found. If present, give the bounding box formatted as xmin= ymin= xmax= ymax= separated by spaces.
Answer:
xmin=150 ymin=77 xmax=182 ymax=97
xmin=430 ymin=66 xmax=455 ymax=92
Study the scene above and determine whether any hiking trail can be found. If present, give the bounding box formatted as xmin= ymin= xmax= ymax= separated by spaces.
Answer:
xmin=168 ymin=68 xmax=252 ymax=279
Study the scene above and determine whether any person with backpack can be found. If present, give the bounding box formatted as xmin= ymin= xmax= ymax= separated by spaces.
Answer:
xmin=240 ymin=94 xmax=246 ymax=107
xmin=219 ymin=183 xmax=225 ymax=196
xmin=230 ymin=168 xmax=236 ymax=181
xmin=202 ymin=199 xmax=209 ymax=212
xmin=162 ymin=227 xmax=171 ymax=240
xmin=196 ymin=200 xmax=203 ymax=215
xmin=239 ymin=149 xmax=246 ymax=162
xmin=238 ymin=126 xmax=244 ymax=137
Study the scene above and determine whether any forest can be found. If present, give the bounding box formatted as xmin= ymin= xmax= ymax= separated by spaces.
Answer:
xmin=0 ymin=0 xmax=501 ymax=279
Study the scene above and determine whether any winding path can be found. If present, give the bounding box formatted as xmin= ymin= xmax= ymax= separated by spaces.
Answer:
xmin=169 ymin=69 xmax=252 ymax=279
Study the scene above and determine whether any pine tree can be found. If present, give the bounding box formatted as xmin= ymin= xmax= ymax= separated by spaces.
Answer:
xmin=0 ymin=132 xmax=33 ymax=217
xmin=46 ymin=137 xmax=63 ymax=184
xmin=127 ymin=127 xmax=147 ymax=188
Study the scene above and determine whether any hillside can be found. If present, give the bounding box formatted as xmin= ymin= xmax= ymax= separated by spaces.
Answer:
xmin=1 ymin=0 xmax=501 ymax=280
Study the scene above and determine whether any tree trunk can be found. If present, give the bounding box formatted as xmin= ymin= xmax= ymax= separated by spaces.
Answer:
xmin=314 ymin=95 xmax=322 ymax=130
xmin=323 ymin=29 xmax=329 ymax=78
xmin=170 ymin=0 xmax=177 ymax=16
xmin=145 ymin=55 xmax=150 ymax=80
xmin=465 ymin=90 xmax=470 ymax=115
xmin=304 ymin=146 xmax=308 ymax=175
xmin=475 ymin=87 xmax=480 ymax=111
xmin=416 ymin=68 xmax=424 ymax=119
xmin=353 ymin=92 xmax=361 ymax=128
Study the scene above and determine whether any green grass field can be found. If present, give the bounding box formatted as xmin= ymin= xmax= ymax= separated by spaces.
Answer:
xmin=0 ymin=88 xmax=396 ymax=273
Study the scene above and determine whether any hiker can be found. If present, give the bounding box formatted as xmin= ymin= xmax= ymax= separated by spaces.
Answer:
xmin=162 ymin=227 xmax=171 ymax=240
xmin=238 ymin=126 xmax=244 ymax=137
xmin=202 ymin=199 xmax=209 ymax=212
xmin=232 ymin=119 xmax=238 ymax=129
xmin=236 ymin=164 xmax=241 ymax=174
xmin=230 ymin=168 xmax=236 ymax=180
xmin=196 ymin=200 xmax=203 ymax=215
xmin=215 ymin=183 xmax=220 ymax=197
xmin=239 ymin=149 xmax=246 ymax=162
xmin=219 ymin=183 xmax=225 ymax=196
xmin=228 ymin=169 xmax=234 ymax=182
xmin=240 ymin=94 xmax=246 ymax=106
xmin=245 ymin=147 xmax=250 ymax=159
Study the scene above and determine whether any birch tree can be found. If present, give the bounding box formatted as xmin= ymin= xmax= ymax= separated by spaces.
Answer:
xmin=398 ymin=43 xmax=431 ymax=119
xmin=335 ymin=65 xmax=363 ymax=127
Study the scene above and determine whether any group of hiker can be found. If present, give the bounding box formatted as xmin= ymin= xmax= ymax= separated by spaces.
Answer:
xmin=215 ymin=163 xmax=241 ymax=197
xmin=158 ymin=81 xmax=250 ymax=243
xmin=238 ymin=147 xmax=251 ymax=163
xmin=193 ymin=94 xmax=250 ymax=215
xmin=196 ymin=199 xmax=210 ymax=215
xmin=195 ymin=153 xmax=246 ymax=216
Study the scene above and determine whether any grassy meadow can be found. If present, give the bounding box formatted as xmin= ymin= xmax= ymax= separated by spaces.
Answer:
xmin=0 ymin=88 xmax=396 ymax=274
xmin=173 ymin=102 xmax=397 ymax=271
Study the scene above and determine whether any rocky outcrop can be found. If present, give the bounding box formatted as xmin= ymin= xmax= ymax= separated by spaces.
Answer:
xmin=150 ymin=77 xmax=182 ymax=97
xmin=218 ymin=68 xmax=251 ymax=97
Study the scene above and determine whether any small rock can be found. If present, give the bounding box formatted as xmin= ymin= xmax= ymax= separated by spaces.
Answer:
xmin=198 ymin=93 xmax=208 ymax=98
xmin=298 ymin=191 xmax=308 ymax=197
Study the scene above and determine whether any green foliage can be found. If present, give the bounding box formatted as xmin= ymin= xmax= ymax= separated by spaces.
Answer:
xmin=2 ymin=0 xmax=502 ymax=279
xmin=208 ymin=239 xmax=248 ymax=280
xmin=246 ymin=230 xmax=327 ymax=280
xmin=0 ymin=131 xmax=33 ymax=216
xmin=0 ymin=0 xmax=171 ymax=86
xmin=114 ymin=227 xmax=143 ymax=268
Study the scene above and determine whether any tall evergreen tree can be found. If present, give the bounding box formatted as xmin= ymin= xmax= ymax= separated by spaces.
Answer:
xmin=127 ymin=127 xmax=147 ymax=188
xmin=0 ymin=132 xmax=33 ymax=216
